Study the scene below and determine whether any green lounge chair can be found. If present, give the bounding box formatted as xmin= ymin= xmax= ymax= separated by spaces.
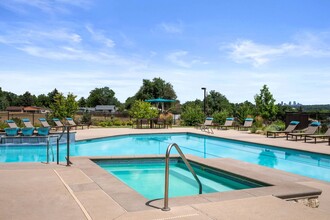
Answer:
xmin=267 ymin=121 xmax=300 ymax=138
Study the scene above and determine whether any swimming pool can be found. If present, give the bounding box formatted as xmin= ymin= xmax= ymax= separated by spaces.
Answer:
xmin=96 ymin=158 xmax=266 ymax=199
xmin=1 ymin=133 xmax=330 ymax=182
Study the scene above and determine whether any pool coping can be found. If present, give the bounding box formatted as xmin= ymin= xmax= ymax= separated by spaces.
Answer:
xmin=70 ymin=154 xmax=322 ymax=212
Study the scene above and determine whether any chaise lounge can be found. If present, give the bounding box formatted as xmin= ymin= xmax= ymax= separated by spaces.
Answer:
xmin=304 ymin=127 xmax=330 ymax=144
xmin=266 ymin=121 xmax=300 ymax=138
xmin=238 ymin=118 xmax=253 ymax=130
xmin=217 ymin=117 xmax=235 ymax=130
xmin=286 ymin=121 xmax=320 ymax=141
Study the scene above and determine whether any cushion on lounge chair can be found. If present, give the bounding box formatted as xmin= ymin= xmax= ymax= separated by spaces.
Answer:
xmin=21 ymin=128 xmax=34 ymax=136
xmin=290 ymin=121 xmax=300 ymax=125
xmin=37 ymin=127 xmax=50 ymax=136
xmin=4 ymin=128 xmax=20 ymax=136
xmin=226 ymin=118 xmax=234 ymax=121
xmin=310 ymin=121 xmax=321 ymax=127
xmin=245 ymin=118 xmax=253 ymax=121
xmin=206 ymin=117 xmax=213 ymax=120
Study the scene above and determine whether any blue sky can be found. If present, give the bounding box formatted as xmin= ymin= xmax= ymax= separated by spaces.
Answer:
xmin=0 ymin=0 xmax=329 ymax=105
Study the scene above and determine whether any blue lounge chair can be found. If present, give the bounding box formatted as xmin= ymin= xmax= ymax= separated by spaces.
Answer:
xmin=4 ymin=127 xmax=20 ymax=136
xmin=21 ymin=118 xmax=35 ymax=136
xmin=37 ymin=127 xmax=51 ymax=136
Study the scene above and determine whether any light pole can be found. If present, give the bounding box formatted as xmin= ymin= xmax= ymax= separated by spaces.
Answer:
xmin=201 ymin=87 xmax=206 ymax=116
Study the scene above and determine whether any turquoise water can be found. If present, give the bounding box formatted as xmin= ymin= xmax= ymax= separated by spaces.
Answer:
xmin=97 ymin=159 xmax=264 ymax=199
xmin=1 ymin=133 xmax=330 ymax=182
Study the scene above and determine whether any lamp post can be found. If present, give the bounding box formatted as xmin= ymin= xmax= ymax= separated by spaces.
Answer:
xmin=201 ymin=87 xmax=206 ymax=116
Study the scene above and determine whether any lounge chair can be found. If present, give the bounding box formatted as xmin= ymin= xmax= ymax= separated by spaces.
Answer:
xmin=38 ymin=118 xmax=51 ymax=128
xmin=286 ymin=121 xmax=320 ymax=141
xmin=52 ymin=118 xmax=65 ymax=130
xmin=266 ymin=121 xmax=300 ymax=138
xmin=66 ymin=117 xmax=88 ymax=129
xmin=200 ymin=117 xmax=214 ymax=134
xmin=217 ymin=117 xmax=235 ymax=130
xmin=6 ymin=119 xmax=19 ymax=128
xmin=238 ymin=118 xmax=253 ymax=130
xmin=21 ymin=118 xmax=35 ymax=136
xmin=304 ymin=127 xmax=330 ymax=144
xmin=4 ymin=127 xmax=20 ymax=136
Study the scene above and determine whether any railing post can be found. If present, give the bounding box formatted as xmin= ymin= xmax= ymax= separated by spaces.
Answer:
xmin=56 ymin=136 xmax=59 ymax=164
xmin=162 ymin=143 xmax=202 ymax=211
xmin=66 ymin=126 xmax=70 ymax=166
xmin=46 ymin=137 xmax=49 ymax=164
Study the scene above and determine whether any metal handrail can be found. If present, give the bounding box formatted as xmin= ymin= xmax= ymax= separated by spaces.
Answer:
xmin=162 ymin=143 xmax=202 ymax=211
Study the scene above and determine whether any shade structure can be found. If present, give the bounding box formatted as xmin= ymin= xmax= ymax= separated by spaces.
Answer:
xmin=145 ymin=98 xmax=176 ymax=112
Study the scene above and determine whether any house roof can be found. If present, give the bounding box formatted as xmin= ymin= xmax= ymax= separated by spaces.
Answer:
xmin=6 ymin=106 xmax=24 ymax=111
xmin=95 ymin=105 xmax=116 ymax=110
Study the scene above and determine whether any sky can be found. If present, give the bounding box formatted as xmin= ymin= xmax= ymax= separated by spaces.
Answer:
xmin=0 ymin=0 xmax=330 ymax=105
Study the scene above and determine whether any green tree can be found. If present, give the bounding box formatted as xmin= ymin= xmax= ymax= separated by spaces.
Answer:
xmin=127 ymin=78 xmax=177 ymax=110
xmin=128 ymin=100 xmax=158 ymax=119
xmin=233 ymin=101 xmax=255 ymax=124
xmin=50 ymin=93 xmax=78 ymax=119
xmin=48 ymin=89 xmax=60 ymax=105
xmin=36 ymin=94 xmax=49 ymax=107
xmin=17 ymin=91 xmax=36 ymax=106
xmin=181 ymin=103 xmax=204 ymax=126
xmin=87 ymin=87 xmax=120 ymax=107
xmin=66 ymin=93 xmax=79 ymax=118
xmin=254 ymin=85 xmax=278 ymax=123
xmin=0 ymin=88 xmax=9 ymax=110
xmin=78 ymin=97 xmax=87 ymax=107
xmin=207 ymin=90 xmax=232 ymax=115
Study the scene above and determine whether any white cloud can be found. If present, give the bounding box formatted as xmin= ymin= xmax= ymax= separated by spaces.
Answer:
xmin=86 ymin=25 xmax=115 ymax=48
xmin=226 ymin=32 xmax=330 ymax=67
xmin=159 ymin=21 xmax=183 ymax=34
xmin=166 ymin=50 xmax=204 ymax=68
xmin=0 ymin=0 xmax=91 ymax=15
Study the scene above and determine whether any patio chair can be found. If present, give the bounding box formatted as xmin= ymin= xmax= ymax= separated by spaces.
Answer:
xmin=52 ymin=118 xmax=65 ymax=130
xmin=21 ymin=118 xmax=35 ymax=136
xmin=238 ymin=118 xmax=253 ymax=130
xmin=286 ymin=121 xmax=320 ymax=141
xmin=217 ymin=117 xmax=235 ymax=130
xmin=6 ymin=119 xmax=19 ymax=128
xmin=4 ymin=120 xmax=20 ymax=136
xmin=266 ymin=121 xmax=300 ymax=138
xmin=65 ymin=117 xmax=88 ymax=129
xmin=38 ymin=118 xmax=51 ymax=128
xmin=304 ymin=127 xmax=330 ymax=144
xmin=200 ymin=117 xmax=214 ymax=134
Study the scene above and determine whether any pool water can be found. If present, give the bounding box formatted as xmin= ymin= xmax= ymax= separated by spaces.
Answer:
xmin=97 ymin=159 xmax=265 ymax=199
xmin=1 ymin=133 xmax=330 ymax=182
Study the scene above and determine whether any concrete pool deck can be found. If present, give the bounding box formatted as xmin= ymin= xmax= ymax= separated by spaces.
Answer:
xmin=1 ymin=127 xmax=330 ymax=219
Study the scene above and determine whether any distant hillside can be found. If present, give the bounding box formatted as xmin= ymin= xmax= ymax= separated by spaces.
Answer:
xmin=301 ymin=105 xmax=330 ymax=112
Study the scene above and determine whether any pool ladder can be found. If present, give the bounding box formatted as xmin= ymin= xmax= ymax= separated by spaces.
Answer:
xmin=162 ymin=143 xmax=202 ymax=211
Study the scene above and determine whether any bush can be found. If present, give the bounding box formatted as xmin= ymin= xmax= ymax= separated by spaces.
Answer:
xmin=264 ymin=120 xmax=286 ymax=132
xmin=181 ymin=104 xmax=204 ymax=126
xmin=212 ymin=111 xmax=230 ymax=124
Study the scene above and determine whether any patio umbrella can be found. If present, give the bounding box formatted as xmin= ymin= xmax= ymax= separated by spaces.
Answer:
xmin=145 ymin=98 xmax=176 ymax=112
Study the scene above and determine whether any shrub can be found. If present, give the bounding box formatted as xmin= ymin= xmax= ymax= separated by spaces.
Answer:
xmin=264 ymin=120 xmax=286 ymax=132
xmin=212 ymin=111 xmax=230 ymax=124
xmin=181 ymin=104 xmax=204 ymax=126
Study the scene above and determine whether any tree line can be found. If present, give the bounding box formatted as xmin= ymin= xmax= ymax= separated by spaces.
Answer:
xmin=1 ymin=77 xmax=328 ymax=126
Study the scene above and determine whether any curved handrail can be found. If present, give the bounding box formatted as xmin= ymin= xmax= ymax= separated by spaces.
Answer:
xmin=162 ymin=143 xmax=202 ymax=211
